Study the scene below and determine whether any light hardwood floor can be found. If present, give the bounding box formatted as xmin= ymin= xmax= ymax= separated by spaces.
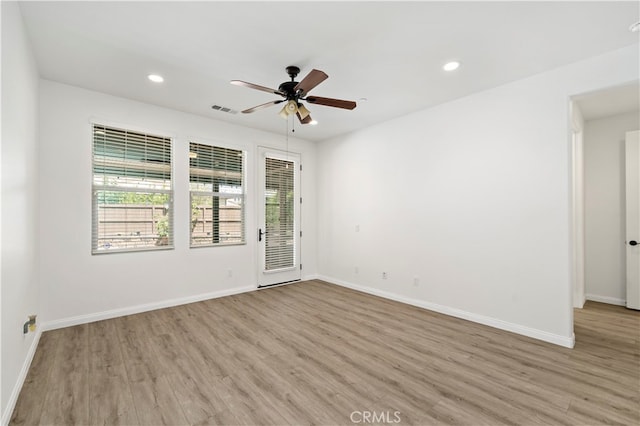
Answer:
xmin=10 ymin=280 xmax=640 ymax=425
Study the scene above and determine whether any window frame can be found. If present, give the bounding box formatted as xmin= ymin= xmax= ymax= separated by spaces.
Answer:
xmin=91 ymin=123 xmax=174 ymax=254
xmin=188 ymin=141 xmax=246 ymax=248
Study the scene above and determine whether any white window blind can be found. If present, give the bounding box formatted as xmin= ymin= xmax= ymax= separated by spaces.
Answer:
xmin=92 ymin=124 xmax=173 ymax=253
xmin=189 ymin=142 xmax=245 ymax=247
xmin=264 ymin=157 xmax=295 ymax=270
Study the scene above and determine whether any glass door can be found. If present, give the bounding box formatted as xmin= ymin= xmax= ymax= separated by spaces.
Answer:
xmin=257 ymin=148 xmax=301 ymax=287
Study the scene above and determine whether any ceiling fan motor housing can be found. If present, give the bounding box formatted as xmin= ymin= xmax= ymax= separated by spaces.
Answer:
xmin=278 ymin=81 xmax=299 ymax=100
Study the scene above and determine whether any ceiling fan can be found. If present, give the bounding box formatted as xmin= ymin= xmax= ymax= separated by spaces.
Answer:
xmin=231 ymin=66 xmax=356 ymax=124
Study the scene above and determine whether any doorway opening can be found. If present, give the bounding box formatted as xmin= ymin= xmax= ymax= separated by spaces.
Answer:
xmin=570 ymin=81 xmax=640 ymax=319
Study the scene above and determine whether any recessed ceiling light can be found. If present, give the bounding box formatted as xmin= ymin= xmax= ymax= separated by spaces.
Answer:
xmin=630 ymin=21 xmax=640 ymax=32
xmin=148 ymin=74 xmax=164 ymax=83
xmin=443 ymin=61 xmax=460 ymax=72
xmin=310 ymin=120 xmax=318 ymax=125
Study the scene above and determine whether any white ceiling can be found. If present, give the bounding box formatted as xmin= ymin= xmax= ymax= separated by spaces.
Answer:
xmin=18 ymin=1 xmax=640 ymax=141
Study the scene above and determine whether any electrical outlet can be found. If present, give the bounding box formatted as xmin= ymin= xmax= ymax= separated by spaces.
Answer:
xmin=355 ymin=266 xmax=359 ymax=274
xmin=382 ymin=272 xmax=388 ymax=279
xmin=355 ymin=224 xmax=360 ymax=232
xmin=413 ymin=277 xmax=420 ymax=286
xmin=227 ymin=269 xmax=233 ymax=278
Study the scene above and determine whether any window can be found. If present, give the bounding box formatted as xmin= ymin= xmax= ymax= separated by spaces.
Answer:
xmin=92 ymin=124 xmax=173 ymax=253
xmin=189 ymin=142 xmax=245 ymax=247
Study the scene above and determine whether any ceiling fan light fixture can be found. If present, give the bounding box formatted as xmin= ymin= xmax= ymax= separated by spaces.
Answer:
xmin=297 ymin=103 xmax=310 ymax=120
xmin=286 ymin=100 xmax=298 ymax=114
xmin=279 ymin=100 xmax=299 ymax=119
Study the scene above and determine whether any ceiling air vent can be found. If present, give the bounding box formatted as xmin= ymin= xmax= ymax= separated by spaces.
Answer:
xmin=211 ymin=105 xmax=238 ymax=115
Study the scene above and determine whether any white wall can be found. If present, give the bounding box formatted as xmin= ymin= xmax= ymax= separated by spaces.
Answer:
xmin=584 ymin=111 xmax=640 ymax=305
xmin=38 ymin=80 xmax=317 ymax=326
xmin=1 ymin=1 xmax=41 ymax=422
xmin=316 ymin=45 xmax=638 ymax=347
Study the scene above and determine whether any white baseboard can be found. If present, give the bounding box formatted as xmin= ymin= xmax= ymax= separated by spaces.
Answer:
xmin=585 ymin=293 xmax=626 ymax=306
xmin=318 ymin=275 xmax=575 ymax=349
xmin=42 ymin=285 xmax=256 ymax=331
xmin=2 ymin=276 xmax=574 ymax=425
xmin=2 ymin=330 xmax=42 ymax=426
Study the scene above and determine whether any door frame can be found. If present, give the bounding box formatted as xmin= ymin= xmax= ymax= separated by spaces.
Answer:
xmin=570 ymin=82 xmax=640 ymax=320
xmin=625 ymin=130 xmax=640 ymax=310
xmin=570 ymin=101 xmax=586 ymax=309
xmin=256 ymin=147 xmax=302 ymax=288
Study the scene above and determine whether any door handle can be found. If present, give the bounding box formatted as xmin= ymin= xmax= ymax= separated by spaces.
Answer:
xmin=258 ymin=228 xmax=264 ymax=242
xmin=630 ymin=240 xmax=638 ymax=246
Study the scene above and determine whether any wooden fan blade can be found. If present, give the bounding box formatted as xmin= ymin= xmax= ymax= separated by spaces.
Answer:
xmin=297 ymin=112 xmax=312 ymax=124
xmin=241 ymin=100 xmax=284 ymax=114
xmin=305 ymin=96 xmax=356 ymax=110
xmin=231 ymin=80 xmax=284 ymax=96
xmin=294 ymin=69 xmax=328 ymax=96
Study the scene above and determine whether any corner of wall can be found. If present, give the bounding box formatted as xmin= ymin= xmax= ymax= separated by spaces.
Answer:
xmin=0 ymin=330 xmax=41 ymax=426
xmin=1 ymin=1 xmax=41 ymax=421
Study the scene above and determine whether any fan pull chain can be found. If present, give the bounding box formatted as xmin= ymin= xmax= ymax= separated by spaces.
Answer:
xmin=285 ymin=115 xmax=290 ymax=159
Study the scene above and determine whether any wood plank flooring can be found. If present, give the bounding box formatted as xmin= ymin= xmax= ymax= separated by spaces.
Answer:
xmin=10 ymin=280 xmax=640 ymax=425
